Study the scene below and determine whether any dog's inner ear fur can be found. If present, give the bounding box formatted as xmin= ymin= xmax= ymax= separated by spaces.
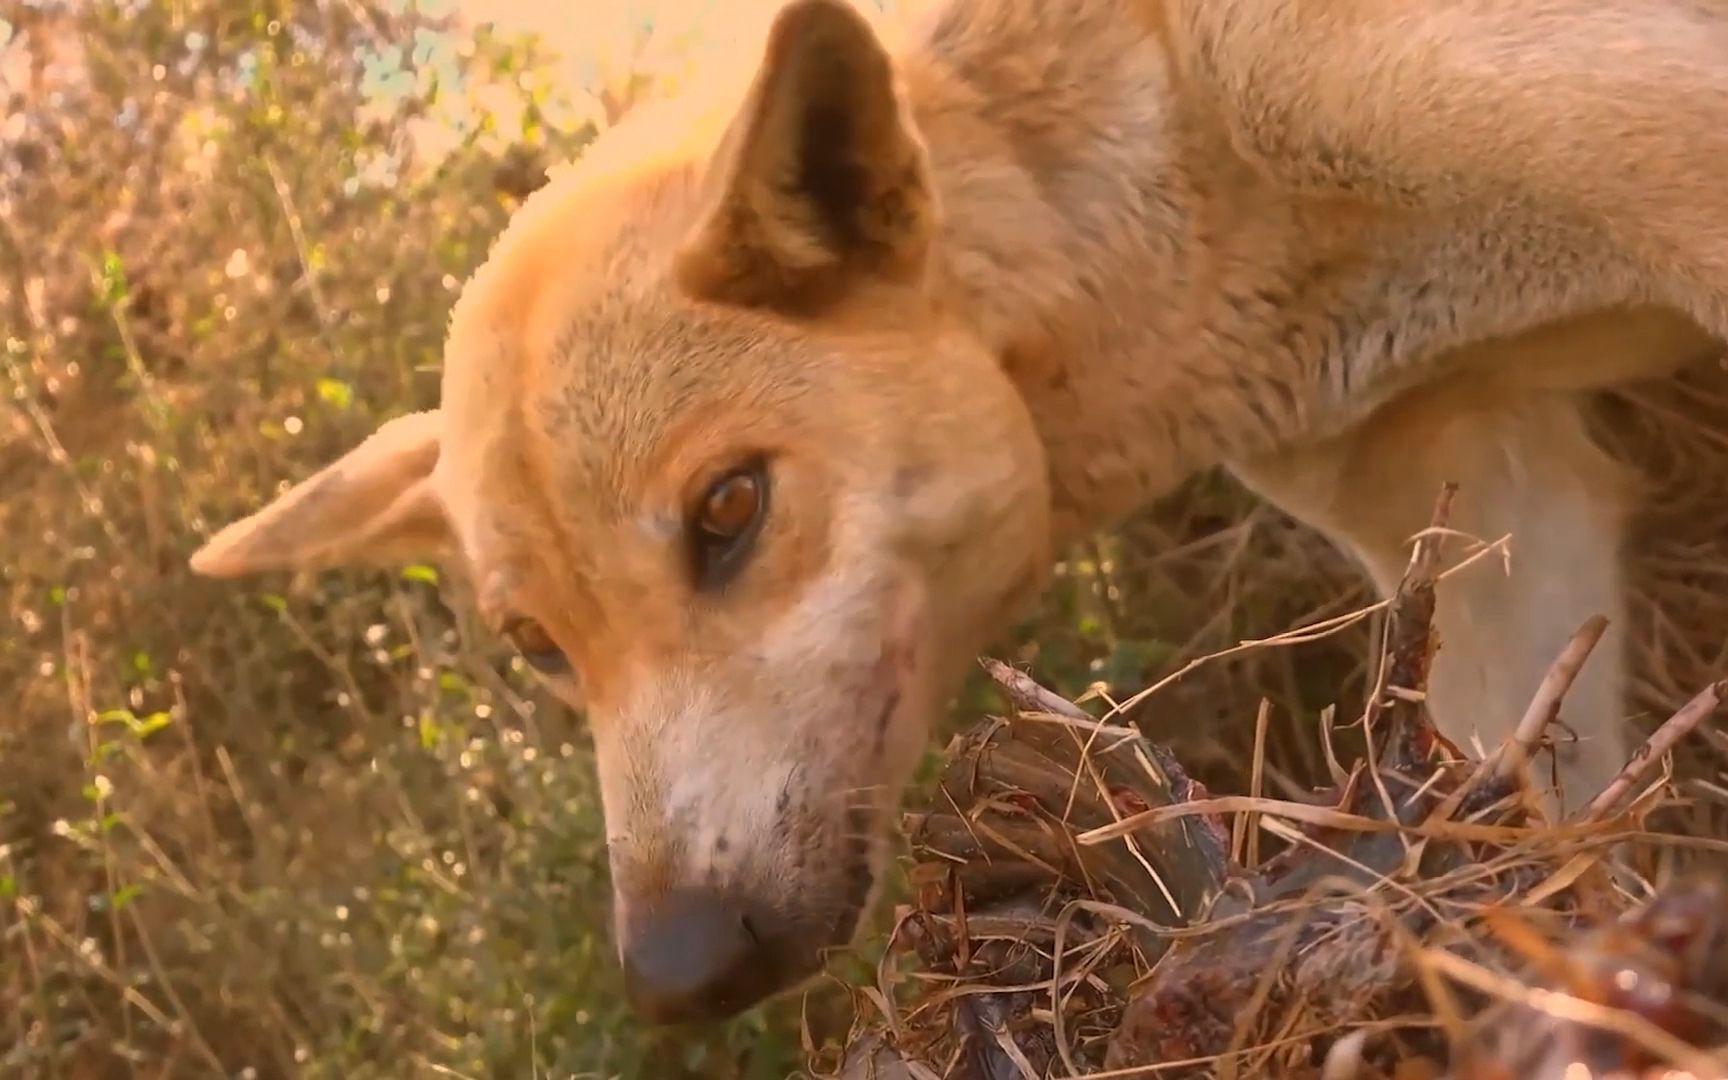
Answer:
xmin=674 ymin=0 xmax=935 ymax=313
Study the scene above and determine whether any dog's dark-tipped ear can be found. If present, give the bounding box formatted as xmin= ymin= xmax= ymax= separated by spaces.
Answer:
xmin=673 ymin=0 xmax=934 ymax=313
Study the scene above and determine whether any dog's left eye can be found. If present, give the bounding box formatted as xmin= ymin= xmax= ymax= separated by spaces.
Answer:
xmin=689 ymin=459 xmax=769 ymax=590
xmin=503 ymin=618 xmax=570 ymax=676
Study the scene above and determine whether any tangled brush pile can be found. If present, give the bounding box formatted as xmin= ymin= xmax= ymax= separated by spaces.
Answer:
xmin=820 ymin=487 xmax=1728 ymax=1080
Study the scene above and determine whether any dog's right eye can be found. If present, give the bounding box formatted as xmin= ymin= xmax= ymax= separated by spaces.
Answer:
xmin=688 ymin=458 xmax=769 ymax=591
xmin=503 ymin=617 xmax=570 ymax=676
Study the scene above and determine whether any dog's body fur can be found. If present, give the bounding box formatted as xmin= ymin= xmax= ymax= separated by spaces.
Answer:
xmin=191 ymin=0 xmax=1727 ymax=1022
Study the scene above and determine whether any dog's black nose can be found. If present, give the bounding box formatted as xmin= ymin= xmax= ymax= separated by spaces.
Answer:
xmin=621 ymin=889 xmax=782 ymax=1024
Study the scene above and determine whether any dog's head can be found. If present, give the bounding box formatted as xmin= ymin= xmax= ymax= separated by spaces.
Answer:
xmin=191 ymin=0 xmax=1051 ymax=1023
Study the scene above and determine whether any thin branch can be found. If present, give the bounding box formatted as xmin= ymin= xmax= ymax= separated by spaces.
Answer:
xmin=1578 ymin=680 xmax=1726 ymax=822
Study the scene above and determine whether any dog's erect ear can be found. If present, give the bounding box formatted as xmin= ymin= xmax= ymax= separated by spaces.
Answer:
xmin=189 ymin=410 xmax=453 ymax=578
xmin=673 ymin=0 xmax=935 ymax=313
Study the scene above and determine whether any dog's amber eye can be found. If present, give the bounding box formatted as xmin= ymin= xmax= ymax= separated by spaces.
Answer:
xmin=503 ymin=618 xmax=569 ymax=676
xmin=698 ymin=470 xmax=762 ymax=539
xmin=689 ymin=460 xmax=769 ymax=590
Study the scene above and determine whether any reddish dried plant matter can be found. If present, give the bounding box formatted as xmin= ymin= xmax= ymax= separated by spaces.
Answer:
xmin=829 ymin=487 xmax=1727 ymax=1080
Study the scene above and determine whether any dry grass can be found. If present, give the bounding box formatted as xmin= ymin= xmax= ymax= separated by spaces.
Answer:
xmin=824 ymin=493 xmax=1728 ymax=1079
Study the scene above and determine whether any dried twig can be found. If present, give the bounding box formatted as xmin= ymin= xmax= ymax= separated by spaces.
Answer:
xmin=1424 ymin=616 xmax=1610 ymax=827
xmin=982 ymin=657 xmax=1094 ymax=722
xmin=1495 ymin=614 xmax=1611 ymax=783
xmin=1578 ymin=679 xmax=1727 ymax=822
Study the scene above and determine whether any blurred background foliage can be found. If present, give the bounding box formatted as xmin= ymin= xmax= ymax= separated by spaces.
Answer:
xmin=24 ymin=0 xmax=1709 ymax=1076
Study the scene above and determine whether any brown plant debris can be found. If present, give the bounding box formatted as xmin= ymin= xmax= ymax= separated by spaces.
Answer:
xmin=826 ymin=487 xmax=1727 ymax=1080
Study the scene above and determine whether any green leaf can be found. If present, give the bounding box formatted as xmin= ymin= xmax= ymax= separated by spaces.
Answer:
xmin=132 ymin=711 xmax=172 ymax=737
xmin=95 ymin=250 xmax=130 ymax=306
xmin=315 ymin=377 xmax=354 ymax=409
xmin=399 ymin=563 xmax=438 ymax=585
xmin=94 ymin=709 xmax=171 ymax=737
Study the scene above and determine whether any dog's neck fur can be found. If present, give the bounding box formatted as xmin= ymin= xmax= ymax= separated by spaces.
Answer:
xmin=888 ymin=0 xmax=1645 ymax=543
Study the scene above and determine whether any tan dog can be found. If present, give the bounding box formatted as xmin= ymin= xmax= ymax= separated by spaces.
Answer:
xmin=190 ymin=0 xmax=1728 ymax=1023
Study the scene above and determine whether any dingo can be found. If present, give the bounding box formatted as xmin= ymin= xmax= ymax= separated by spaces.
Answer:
xmin=191 ymin=0 xmax=1728 ymax=1023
